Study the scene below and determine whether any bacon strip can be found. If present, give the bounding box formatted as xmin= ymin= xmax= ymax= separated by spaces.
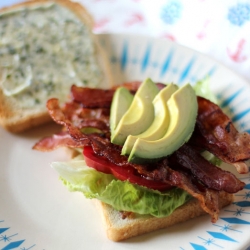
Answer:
xmin=32 ymin=132 xmax=86 ymax=151
xmin=37 ymin=98 xmax=110 ymax=150
xmin=63 ymin=102 xmax=110 ymax=127
xmin=47 ymin=98 xmax=90 ymax=142
xmin=190 ymin=97 xmax=250 ymax=173
xmin=77 ymin=119 xmax=110 ymax=132
xmin=112 ymin=81 xmax=142 ymax=93
xmin=71 ymin=85 xmax=115 ymax=108
xmin=148 ymin=163 xmax=220 ymax=222
xmin=170 ymin=144 xmax=245 ymax=193
xmin=72 ymin=82 xmax=165 ymax=109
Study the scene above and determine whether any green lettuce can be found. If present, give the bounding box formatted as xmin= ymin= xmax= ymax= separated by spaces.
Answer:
xmin=51 ymin=157 xmax=191 ymax=218
xmin=201 ymin=150 xmax=222 ymax=166
xmin=193 ymin=77 xmax=217 ymax=104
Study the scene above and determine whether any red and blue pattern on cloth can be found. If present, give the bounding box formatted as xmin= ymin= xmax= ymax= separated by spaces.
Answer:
xmin=78 ymin=0 xmax=250 ymax=82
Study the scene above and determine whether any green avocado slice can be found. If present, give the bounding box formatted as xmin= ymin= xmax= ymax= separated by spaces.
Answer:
xmin=110 ymin=87 xmax=133 ymax=135
xmin=128 ymin=84 xmax=198 ymax=164
xmin=111 ymin=78 xmax=159 ymax=145
xmin=121 ymin=83 xmax=178 ymax=155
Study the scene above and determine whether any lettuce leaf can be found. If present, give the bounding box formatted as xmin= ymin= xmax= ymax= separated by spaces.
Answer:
xmin=51 ymin=158 xmax=191 ymax=218
xmin=201 ymin=150 xmax=222 ymax=166
xmin=193 ymin=78 xmax=217 ymax=104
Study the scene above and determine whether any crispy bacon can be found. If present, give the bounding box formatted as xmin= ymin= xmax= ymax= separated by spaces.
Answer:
xmin=47 ymin=98 xmax=90 ymax=141
xmin=148 ymin=162 xmax=220 ymax=222
xmin=190 ymin=97 xmax=250 ymax=173
xmin=78 ymin=119 xmax=109 ymax=131
xmin=72 ymin=82 xmax=165 ymax=109
xmin=71 ymin=85 xmax=115 ymax=108
xmin=33 ymin=132 xmax=87 ymax=151
xmin=169 ymin=144 xmax=245 ymax=193
xmin=112 ymin=81 xmax=141 ymax=93
xmin=44 ymin=98 xmax=111 ymax=144
xmin=63 ymin=102 xmax=110 ymax=127
xmin=71 ymin=82 xmax=142 ymax=109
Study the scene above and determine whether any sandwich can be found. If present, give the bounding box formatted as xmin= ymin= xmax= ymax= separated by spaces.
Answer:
xmin=33 ymin=78 xmax=250 ymax=241
xmin=0 ymin=0 xmax=113 ymax=132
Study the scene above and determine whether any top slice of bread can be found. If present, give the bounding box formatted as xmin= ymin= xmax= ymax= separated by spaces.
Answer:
xmin=0 ymin=0 xmax=114 ymax=133
xmin=97 ymin=191 xmax=233 ymax=241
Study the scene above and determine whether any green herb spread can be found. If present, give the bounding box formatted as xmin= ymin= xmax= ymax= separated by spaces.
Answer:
xmin=0 ymin=3 xmax=103 ymax=108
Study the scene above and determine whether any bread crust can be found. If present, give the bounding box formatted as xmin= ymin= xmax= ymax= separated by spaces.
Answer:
xmin=0 ymin=0 xmax=114 ymax=133
xmin=98 ymin=191 xmax=234 ymax=241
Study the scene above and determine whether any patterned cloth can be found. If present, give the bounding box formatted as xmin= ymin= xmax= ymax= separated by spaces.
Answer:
xmin=1 ymin=0 xmax=250 ymax=82
xmin=79 ymin=0 xmax=250 ymax=83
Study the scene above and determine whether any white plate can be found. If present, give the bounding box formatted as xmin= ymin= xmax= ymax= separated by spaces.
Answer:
xmin=1 ymin=33 xmax=250 ymax=250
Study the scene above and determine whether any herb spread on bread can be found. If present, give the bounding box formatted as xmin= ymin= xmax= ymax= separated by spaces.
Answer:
xmin=0 ymin=0 xmax=113 ymax=133
xmin=0 ymin=3 xmax=104 ymax=107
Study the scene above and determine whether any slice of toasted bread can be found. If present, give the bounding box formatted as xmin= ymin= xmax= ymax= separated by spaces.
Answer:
xmin=0 ymin=0 xmax=114 ymax=133
xmin=97 ymin=192 xmax=233 ymax=241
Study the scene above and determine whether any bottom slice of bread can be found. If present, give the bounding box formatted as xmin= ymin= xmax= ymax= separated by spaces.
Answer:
xmin=97 ymin=192 xmax=233 ymax=241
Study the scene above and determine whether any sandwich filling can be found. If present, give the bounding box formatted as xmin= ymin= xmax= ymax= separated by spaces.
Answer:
xmin=33 ymin=81 xmax=250 ymax=222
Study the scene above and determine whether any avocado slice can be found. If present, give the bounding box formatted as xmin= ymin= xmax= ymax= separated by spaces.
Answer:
xmin=121 ymin=83 xmax=178 ymax=155
xmin=111 ymin=78 xmax=159 ymax=145
xmin=128 ymin=84 xmax=198 ymax=164
xmin=110 ymin=87 xmax=133 ymax=135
